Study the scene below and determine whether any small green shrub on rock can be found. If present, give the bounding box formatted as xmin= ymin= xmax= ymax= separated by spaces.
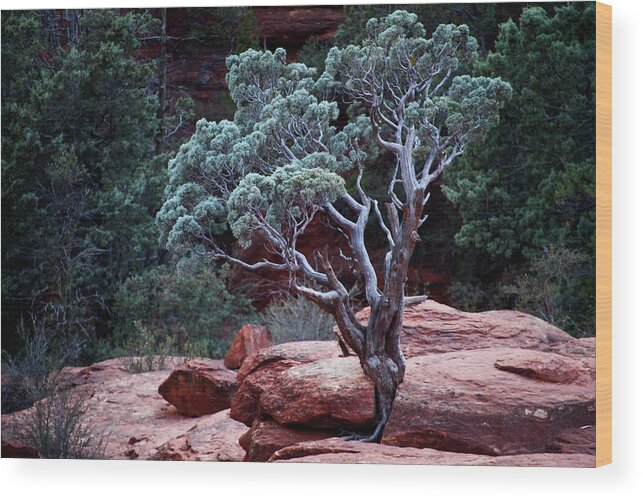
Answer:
xmin=262 ymin=294 xmax=336 ymax=344
xmin=510 ymin=245 xmax=594 ymax=337
xmin=2 ymin=316 xmax=81 ymax=413
xmin=18 ymin=389 xmax=109 ymax=459
xmin=111 ymin=263 xmax=258 ymax=360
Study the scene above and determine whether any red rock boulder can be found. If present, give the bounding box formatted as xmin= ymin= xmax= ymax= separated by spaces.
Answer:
xmin=381 ymin=348 xmax=595 ymax=455
xmin=230 ymin=341 xmax=342 ymax=426
xmin=158 ymin=359 xmax=237 ymax=417
xmin=239 ymin=418 xmax=337 ymax=462
xmin=236 ymin=340 xmax=342 ymax=385
xmin=353 ymin=300 xmax=592 ymax=358
xmin=259 ymin=356 xmax=374 ymax=430
xmin=224 ymin=324 xmax=273 ymax=370
xmin=269 ymin=437 xmax=595 ymax=467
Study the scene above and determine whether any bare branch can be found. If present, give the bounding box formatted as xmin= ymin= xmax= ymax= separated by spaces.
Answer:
xmin=404 ymin=295 xmax=428 ymax=306
xmin=372 ymin=200 xmax=394 ymax=252
xmin=212 ymin=249 xmax=290 ymax=274
xmin=373 ymin=200 xmax=395 ymax=277
xmin=355 ymin=167 xmax=370 ymax=207
xmin=294 ymin=250 xmax=330 ymax=287
xmin=369 ymin=109 xmax=402 ymax=154
xmin=385 ymin=202 xmax=401 ymax=243
xmin=342 ymin=192 xmax=365 ymax=213
xmin=325 ymin=203 xmax=356 ymax=232
xmin=294 ymin=284 xmax=340 ymax=304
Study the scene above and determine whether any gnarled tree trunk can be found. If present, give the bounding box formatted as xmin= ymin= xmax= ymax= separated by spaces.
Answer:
xmin=336 ymin=188 xmax=424 ymax=442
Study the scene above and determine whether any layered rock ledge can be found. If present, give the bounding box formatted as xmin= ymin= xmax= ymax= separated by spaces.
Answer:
xmin=2 ymin=301 xmax=597 ymax=466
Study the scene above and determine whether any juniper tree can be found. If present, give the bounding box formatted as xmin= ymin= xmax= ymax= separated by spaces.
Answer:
xmin=158 ymin=10 xmax=511 ymax=441
xmin=442 ymin=4 xmax=596 ymax=335
xmin=2 ymin=10 xmax=161 ymax=350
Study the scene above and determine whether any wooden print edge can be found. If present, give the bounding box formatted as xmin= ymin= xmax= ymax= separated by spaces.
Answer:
xmin=596 ymin=1 xmax=612 ymax=467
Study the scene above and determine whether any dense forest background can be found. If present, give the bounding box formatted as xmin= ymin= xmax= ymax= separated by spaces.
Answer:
xmin=1 ymin=3 xmax=596 ymax=410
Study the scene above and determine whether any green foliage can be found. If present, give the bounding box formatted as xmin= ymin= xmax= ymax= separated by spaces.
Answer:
xmin=234 ymin=8 xmax=261 ymax=54
xmin=1 ymin=10 xmax=175 ymax=357
xmin=447 ymin=279 xmax=509 ymax=313
xmin=322 ymin=9 xmax=511 ymax=185
xmin=158 ymin=43 xmax=375 ymax=255
xmin=297 ymin=36 xmax=334 ymax=75
xmin=16 ymin=389 xmax=109 ymax=459
xmin=184 ymin=7 xmax=260 ymax=55
xmin=442 ymin=4 xmax=596 ymax=335
xmin=227 ymin=164 xmax=345 ymax=249
xmin=112 ymin=264 xmax=258 ymax=360
xmin=262 ymin=295 xmax=336 ymax=344
xmin=121 ymin=321 xmax=176 ymax=373
xmin=226 ymin=48 xmax=311 ymax=123
xmin=2 ymin=316 xmax=82 ymax=414
xmin=333 ymin=3 xmax=532 ymax=55
xmin=320 ymin=10 xmax=512 ymax=180
xmin=510 ymin=246 xmax=594 ymax=336
xmin=323 ymin=14 xmax=480 ymax=99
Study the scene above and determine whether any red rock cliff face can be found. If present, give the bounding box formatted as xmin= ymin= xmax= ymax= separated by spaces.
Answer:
xmin=139 ymin=7 xmax=345 ymax=122
xmin=254 ymin=6 xmax=345 ymax=51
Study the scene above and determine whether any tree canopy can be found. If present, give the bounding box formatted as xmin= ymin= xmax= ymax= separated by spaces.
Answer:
xmin=158 ymin=11 xmax=511 ymax=272
xmin=2 ymin=10 xmax=161 ymax=348
xmin=442 ymin=4 xmax=596 ymax=335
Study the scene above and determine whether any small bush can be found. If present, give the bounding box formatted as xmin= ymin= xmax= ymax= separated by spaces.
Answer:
xmin=121 ymin=320 xmax=173 ymax=373
xmin=448 ymin=280 xmax=512 ymax=313
xmin=262 ymin=294 xmax=336 ymax=344
xmin=121 ymin=320 xmax=209 ymax=373
xmin=2 ymin=316 xmax=81 ymax=413
xmin=19 ymin=389 xmax=108 ymax=459
xmin=509 ymin=245 xmax=595 ymax=337
xmin=109 ymin=263 xmax=258 ymax=361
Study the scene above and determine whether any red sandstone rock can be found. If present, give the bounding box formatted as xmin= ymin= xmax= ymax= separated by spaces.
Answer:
xmin=259 ymin=356 xmax=375 ymax=430
xmin=239 ymin=418 xmax=337 ymax=462
xmin=352 ymin=300 xmax=593 ymax=358
xmin=381 ymin=348 xmax=595 ymax=455
xmin=230 ymin=341 xmax=342 ymax=426
xmin=231 ymin=359 xmax=300 ymax=426
xmin=546 ymin=426 xmax=596 ymax=455
xmin=494 ymin=349 xmax=590 ymax=383
xmin=236 ymin=340 xmax=342 ymax=385
xmin=158 ymin=358 xmax=237 ymax=417
xmin=253 ymin=7 xmax=346 ymax=50
xmin=2 ymin=360 xmax=246 ymax=461
xmin=58 ymin=357 xmax=146 ymax=389
xmin=224 ymin=324 xmax=273 ymax=370
xmin=269 ymin=438 xmax=595 ymax=467
xmin=149 ymin=409 xmax=247 ymax=461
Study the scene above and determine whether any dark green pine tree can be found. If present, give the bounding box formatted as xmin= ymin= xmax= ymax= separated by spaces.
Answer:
xmin=442 ymin=3 xmax=596 ymax=336
xmin=2 ymin=10 xmax=164 ymax=350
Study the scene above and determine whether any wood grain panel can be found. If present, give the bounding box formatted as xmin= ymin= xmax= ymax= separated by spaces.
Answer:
xmin=596 ymin=1 xmax=612 ymax=468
